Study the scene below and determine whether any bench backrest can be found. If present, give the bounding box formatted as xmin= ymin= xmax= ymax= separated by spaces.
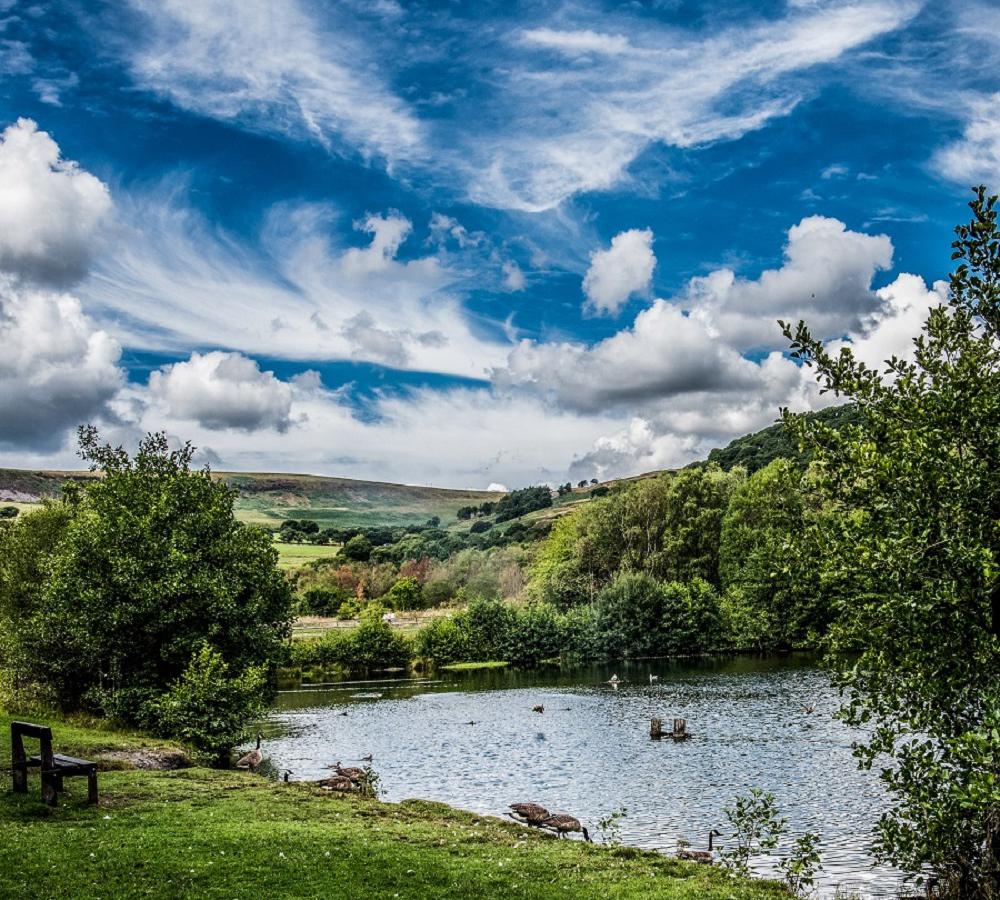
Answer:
xmin=11 ymin=721 xmax=54 ymax=769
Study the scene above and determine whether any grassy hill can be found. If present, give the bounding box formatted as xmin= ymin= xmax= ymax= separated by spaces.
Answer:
xmin=0 ymin=468 xmax=501 ymax=530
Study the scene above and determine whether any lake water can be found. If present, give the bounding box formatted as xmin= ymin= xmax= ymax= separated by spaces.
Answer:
xmin=267 ymin=655 xmax=908 ymax=898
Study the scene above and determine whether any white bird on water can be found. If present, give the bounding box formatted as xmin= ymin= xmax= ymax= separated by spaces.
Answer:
xmin=649 ymin=674 xmax=659 ymax=684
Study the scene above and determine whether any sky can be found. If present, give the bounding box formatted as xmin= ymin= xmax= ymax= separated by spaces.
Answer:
xmin=0 ymin=0 xmax=997 ymax=489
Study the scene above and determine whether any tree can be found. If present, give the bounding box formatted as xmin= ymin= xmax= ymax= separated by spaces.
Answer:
xmin=718 ymin=459 xmax=825 ymax=649
xmin=781 ymin=188 xmax=1000 ymax=897
xmin=0 ymin=428 xmax=293 ymax=748
xmin=596 ymin=572 xmax=669 ymax=659
xmin=342 ymin=534 xmax=373 ymax=561
xmin=0 ymin=505 xmax=18 ymax=518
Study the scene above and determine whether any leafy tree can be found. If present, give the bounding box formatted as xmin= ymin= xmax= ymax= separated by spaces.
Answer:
xmin=781 ymin=188 xmax=1000 ymax=896
xmin=718 ymin=459 xmax=824 ymax=649
xmin=596 ymin=572 xmax=670 ymax=658
xmin=660 ymin=578 xmax=725 ymax=655
xmin=469 ymin=519 xmax=490 ymax=534
xmin=342 ymin=534 xmax=373 ymax=561
xmin=382 ymin=576 xmax=425 ymax=610
xmin=0 ymin=505 xmax=18 ymax=518
xmin=494 ymin=485 xmax=552 ymax=522
xmin=0 ymin=428 xmax=293 ymax=738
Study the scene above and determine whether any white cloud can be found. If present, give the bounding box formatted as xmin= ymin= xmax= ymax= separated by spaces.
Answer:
xmin=0 ymin=118 xmax=111 ymax=285
xmin=519 ymin=28 xmax=632 ymax=56
xmin=0 ymin=276 xmax=123 ymax=450
xmin=582 ymin=227 xmax=655 ymax=315
xmin=496 ymin=299 xmax=760 ymax=414
xmin=821 ymin=162 xmax=849 ymax=179
xmin=502 ymin=260 xmax=526 ymax=292
xmin=687 ymin=215 xmax=893 ymax=348
xmin=487 ymin=482 xmax=509 ymax=492
xmin=83 ymin=194 xmax=506 ymax=378
xmin=467 ymin=1 xmax=919 ymax=209
xmin=147 ymin=351 xmax=294 ymax=432
xmin=125 ymin=0 xmax=422 ymax=165
xmin=934 ymin=93 xmax=1000 ymax=188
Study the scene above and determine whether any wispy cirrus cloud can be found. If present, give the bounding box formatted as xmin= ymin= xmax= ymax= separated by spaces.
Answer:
xmin=124 ymin=0 xmax=423 ymax=166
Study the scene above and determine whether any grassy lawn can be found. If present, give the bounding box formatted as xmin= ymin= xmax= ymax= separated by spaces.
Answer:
xmin=0 ymin=710 xmax=788 ymax=900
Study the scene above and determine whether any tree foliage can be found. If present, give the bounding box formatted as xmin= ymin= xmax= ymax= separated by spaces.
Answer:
xmin=0 ymin=428 xmax=293 ymax=753
xmin=782 ymin=187 xmax=1000 ymax=897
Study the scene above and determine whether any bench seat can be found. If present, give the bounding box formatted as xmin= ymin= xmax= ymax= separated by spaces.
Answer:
xmin=27 ymin=753 xmax=98 ymax=774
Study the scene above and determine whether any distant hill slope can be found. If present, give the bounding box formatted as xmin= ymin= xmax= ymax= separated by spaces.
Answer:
xmin=0 ymin=468 xmax=501 ymax=529
xmin=707 ymin=403 xmax=859 ymax=473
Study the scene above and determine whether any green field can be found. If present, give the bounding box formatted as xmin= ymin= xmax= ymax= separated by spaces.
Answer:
xmin=0 ymin=710 xmax=786 ymax=900
xmin=274 ymin=541 xmax=343 ymax=570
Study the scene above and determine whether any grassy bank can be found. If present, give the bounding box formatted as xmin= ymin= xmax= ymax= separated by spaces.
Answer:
xmin=0 ymin=710 xmax=788 ymax=900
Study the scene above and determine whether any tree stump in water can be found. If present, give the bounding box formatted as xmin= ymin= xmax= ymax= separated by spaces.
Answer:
xmin=671 ymin=718 xmax=690 ymax=740
xmin=650 ymin=718 xmax=664 ymax=739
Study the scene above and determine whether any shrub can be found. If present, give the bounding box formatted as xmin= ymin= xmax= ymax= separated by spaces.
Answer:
xmin=342 ymin=535 xmax=373 ymax=561
xmin=504 ymin=603 xmax=563 ymax=665
xmin=596 ymin=572 xmax=670 ymax=659
xmin=415 ymin=616 xmax=468 ymax=665
xmin=151 ymin=644 xmax=267 ymax=765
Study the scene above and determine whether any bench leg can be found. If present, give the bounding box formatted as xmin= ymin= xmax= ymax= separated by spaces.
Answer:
xmin=87 ymin=770 xmax=98 ymax=805
xmin=12 ymin=763 xmax=27 ymax=794
xmin=54 ymin=773 xmax=64 ymax=793
xmin=41 ymin=773 xmax=58 ymax=807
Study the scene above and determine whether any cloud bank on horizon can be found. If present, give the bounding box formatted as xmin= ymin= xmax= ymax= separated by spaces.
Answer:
xmin=0 ymin=0 xmax=994 ymax=487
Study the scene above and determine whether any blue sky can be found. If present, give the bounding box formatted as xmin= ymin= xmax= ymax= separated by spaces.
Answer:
xmin=0 ymin=0 xmax=996 ymax=487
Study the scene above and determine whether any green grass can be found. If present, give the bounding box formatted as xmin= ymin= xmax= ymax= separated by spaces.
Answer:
xmin=0 ymin=711 xmax=788 ymax=899
xmin=275 ymin=541 xmax=343 ymax=570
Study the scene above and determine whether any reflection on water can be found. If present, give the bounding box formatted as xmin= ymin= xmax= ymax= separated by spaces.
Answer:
xmin=267 ymin=655 xmax=907 ymax=898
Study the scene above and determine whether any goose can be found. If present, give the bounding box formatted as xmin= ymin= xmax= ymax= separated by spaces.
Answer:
xmin=532 ymin=705 xmax=544 ymax=713
xmin=318 ymin=774 xmax=355 ymax=792
xmin=360 ymin=754 xmax=373 ymax=762
xmin=332 ymin=761 xmax=365 ymax=782
xmin=509 ymin=802 xmax=549 ymax=827
xmin=607 ymin=674 xmax=620 ymax=685
xmin=541 ymin=813 xmax=591 ymax=842
xmin=801 ymin=704 xmax=815 ymax=714
xmin=677 ymin=829 xmax=722 ymax=863
xmin=281 ymin=769 xmax=293 ymax=783
xmin=235 ymin=733 xmax=263 ymax=770
xmin=649 ymin=674 xmax=659 ymax=684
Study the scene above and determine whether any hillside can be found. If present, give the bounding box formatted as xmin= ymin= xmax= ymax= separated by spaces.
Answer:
xmin=706 ymin=403 xmax=858 ymax=473
xmin=0 ymin=468 xmax=501 ymax=529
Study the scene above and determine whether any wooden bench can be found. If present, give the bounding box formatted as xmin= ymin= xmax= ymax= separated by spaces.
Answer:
xmin=10 ymin=721 xmax=98 ymax=806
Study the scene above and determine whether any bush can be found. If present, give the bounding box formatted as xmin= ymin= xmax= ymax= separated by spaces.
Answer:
xmin=336 ymin=600 xmax=360 ymax=620
xmin=422 ymin=579 xmax=455 ymax=607
xmin=596 ymin=572 xmax=670 ymax=658
xmin=504 ymin=603 xmax=563 ymax=665
xmin=414 ymin=616 xmax=468 ymax=665
xmin=151 ymin=644 xmax=267 ymax=766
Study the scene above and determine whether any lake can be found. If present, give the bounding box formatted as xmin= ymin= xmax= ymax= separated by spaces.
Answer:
xmin=267 ymin=655 xmax=907 ymax=898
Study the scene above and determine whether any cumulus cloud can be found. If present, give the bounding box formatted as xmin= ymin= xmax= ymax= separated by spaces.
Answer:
xmin=147 ymin=351 xmax=294 ymax=432
xmin=568 ymin=418 xmax=699 ymax=482
xmin=0 ymin=118 xmax=111 ymax=285
xmin=0 ymin=276 xmax=123 ymax=450
xmin=582 ymin=228 xmax=655 ymax=316
xmin=486 ymin=482 xmax=509 ymax=492
xmin=502 ymin=260 xmax=526 ymax=292
xmin=687 ymin=215 xmax=893 ymax=348
xmin=496 ymin=299 xmax=760 ymax=414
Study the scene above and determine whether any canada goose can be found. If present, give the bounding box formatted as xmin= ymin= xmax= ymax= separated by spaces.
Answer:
xmin=318 ymin=774 xmax=355 ymax=792
xmin=332 ymin=761 xmax=365 ymax=782
xmin=677 ymin=829 xmax=722 ymax=863
xmin=649 ymin=674 xmax=659 ymax=684
xmin=802 ymin=704 xmax=815 ymax=714
xmin=360 ymin=754 xmax=373 ymax=762
xmin=541 ymin=813 xmax=591 ymax=842
xmin=235 ymin=733 xmax=263 ymax=770
xmin=509 ymin=802 xmax=549 ymax=826
xmin=281 ymin=769 xmax=293 ymax=783
xmin=532 ymin=705 xmax=544 ymax=713
xmin=607 ymin=674 xmax=619 ymax=685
